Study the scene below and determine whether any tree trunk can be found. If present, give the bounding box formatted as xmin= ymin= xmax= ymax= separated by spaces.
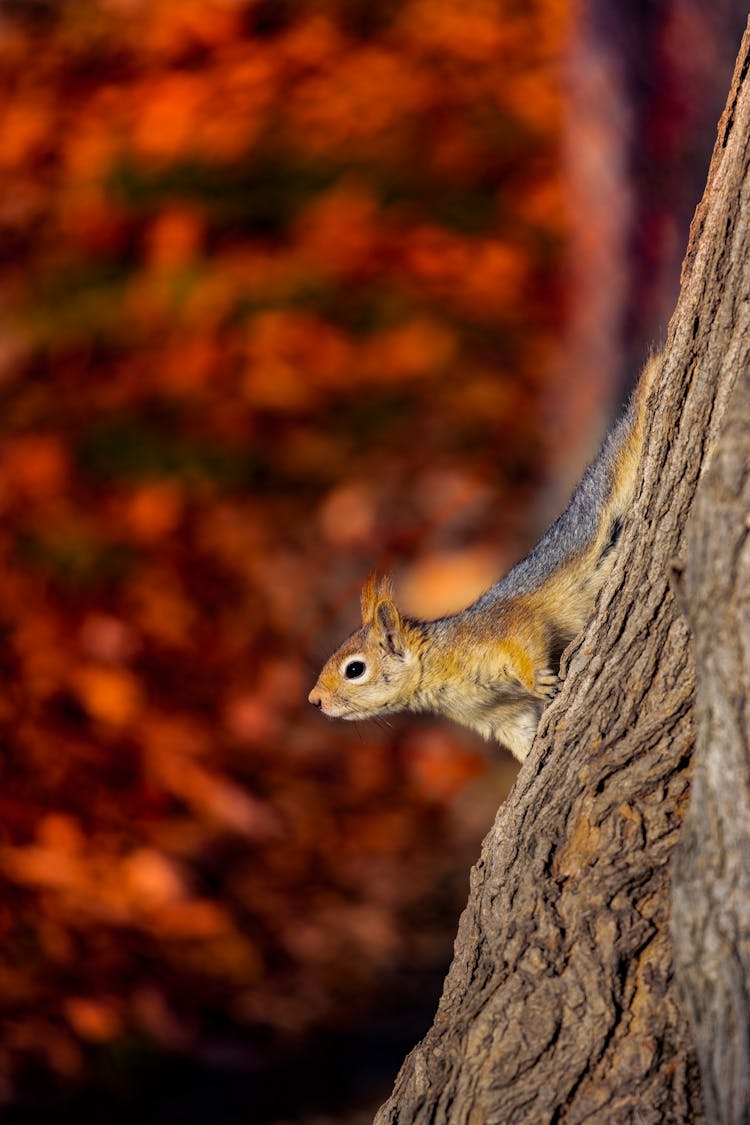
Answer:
xmin=375 ymin=21 xmax=750 ymax=1125
xmin=671 ymin=99 xmax=750 ymax=1125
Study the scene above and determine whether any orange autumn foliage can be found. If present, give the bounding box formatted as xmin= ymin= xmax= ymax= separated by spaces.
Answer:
xmin=0 ymin=0 xmax=574 ymax=1099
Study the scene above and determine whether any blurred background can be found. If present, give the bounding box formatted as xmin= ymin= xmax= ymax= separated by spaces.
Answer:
xmin=0 ymin=2 xmax=745 ymax=1122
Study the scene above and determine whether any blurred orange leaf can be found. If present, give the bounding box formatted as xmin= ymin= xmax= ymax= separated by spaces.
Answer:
xmin=122 ymin=848 xmax=187 ymax=908
xmin=72 ymin=665 xmax=143 ymax=726
xmin=150 ymin=755 xmax=281 ymax=840
xmin=1 ymin=435 xmax=70 ymax=499
xmin=121 ymin=482 xmax=184 ymax=542
xmin=64 ymin=998 xmax=122 ymax=1043
xmin=149 ymin=899 xmax=232 ymax=939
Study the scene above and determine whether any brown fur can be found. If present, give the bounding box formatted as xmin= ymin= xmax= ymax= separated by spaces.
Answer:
xmin=309 ymin=354 xmax=660 ymax=760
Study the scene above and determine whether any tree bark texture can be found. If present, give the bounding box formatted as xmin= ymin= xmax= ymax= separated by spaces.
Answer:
xmin=375 ymin=22 xmax=750 ymax=1125
xmin=671 ymin=59 xmax=750 ymax=1119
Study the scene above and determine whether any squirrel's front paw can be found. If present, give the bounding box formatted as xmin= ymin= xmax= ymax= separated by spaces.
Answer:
xmin=534 ymin=668 xmax=561 ymax=700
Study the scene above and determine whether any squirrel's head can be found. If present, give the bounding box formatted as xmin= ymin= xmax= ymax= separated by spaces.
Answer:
xmin=309 ymin=574 xmax=421 ymax=723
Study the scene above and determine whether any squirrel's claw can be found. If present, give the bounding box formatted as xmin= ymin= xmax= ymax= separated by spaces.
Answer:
xmin=534 ymin=668 xmax=561 ymax=700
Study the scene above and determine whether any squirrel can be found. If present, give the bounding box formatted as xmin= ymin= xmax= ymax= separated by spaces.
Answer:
xmin=308 ymin=353 xmax=659 ymax=762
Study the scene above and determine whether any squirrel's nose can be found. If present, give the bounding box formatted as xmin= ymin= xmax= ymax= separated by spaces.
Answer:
xmin=308 ymin=691 xmax=322 ymax=709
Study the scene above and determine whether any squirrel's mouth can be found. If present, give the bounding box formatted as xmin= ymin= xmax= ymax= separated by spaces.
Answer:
xmin=323 ymin=702 xmax=363 ymax=720
xmin=308 ymin=691 xmax=356 ymax=720
xmin=309 ymin=685 xmax=383 ymax=722
xmin=321 ymin=697 xmax=374 ymax=721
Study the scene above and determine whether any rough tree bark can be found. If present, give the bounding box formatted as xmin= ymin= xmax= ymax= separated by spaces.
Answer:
xmin=671 ymin=68 xmax=750 ymax=1122
xmin=672 ymin=312 xmax=750 ymax=1125
xmin=375 ymin=22 xmax=750 ymax=1125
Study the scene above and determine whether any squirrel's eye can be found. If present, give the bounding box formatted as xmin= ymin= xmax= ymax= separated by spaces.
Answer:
xmin=344 ymin=660 xmax=366 ymax=680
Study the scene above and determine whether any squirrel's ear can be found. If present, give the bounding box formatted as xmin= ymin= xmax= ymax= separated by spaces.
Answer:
xmin=373 ymin=595 xmax=405 ymax=657
xmin=361 ymin=573 xmax=404 ymax=654
xmin=360 ymin=572 xmax=379 ymax=625
xmin=361 ymin=572 xmax=395 ymax=625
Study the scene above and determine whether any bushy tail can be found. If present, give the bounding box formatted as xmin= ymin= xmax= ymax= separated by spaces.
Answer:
xmin=480 ymin=350 xmax=662 ymax=616
xmin=605 ymin=348 xmax=661 ymax=528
